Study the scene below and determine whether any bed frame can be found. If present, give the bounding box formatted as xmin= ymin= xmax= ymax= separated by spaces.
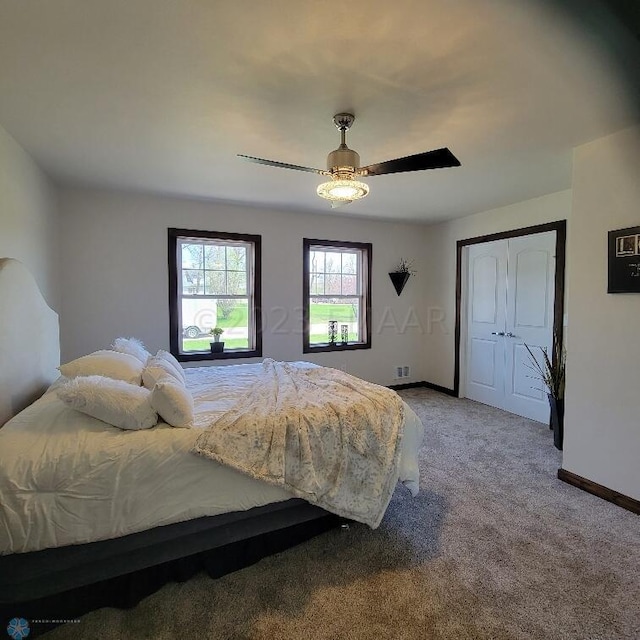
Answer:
xmin=0 ymin=258 xmax=338 ymax=636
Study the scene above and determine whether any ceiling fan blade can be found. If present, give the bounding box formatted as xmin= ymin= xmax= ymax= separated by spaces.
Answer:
xmin=238 ymin=154 xmax=328 ymax=175
xmin=361 ymin=148 xmax=461 ymax=177
xmin=330 ymin=200 xmax=352 ymax=209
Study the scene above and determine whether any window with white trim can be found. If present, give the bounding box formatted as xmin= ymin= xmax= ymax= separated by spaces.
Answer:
xmin=303 ymin=238 xmax=372 ymax=353
xmin=168 ymin=229 xmax=262 ymax=361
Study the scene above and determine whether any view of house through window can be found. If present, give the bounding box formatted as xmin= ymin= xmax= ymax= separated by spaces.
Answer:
xmin=304 ymin=239 xmax=372 ymax=352
xmin=168 ymin=229 xmax=261 ymax=360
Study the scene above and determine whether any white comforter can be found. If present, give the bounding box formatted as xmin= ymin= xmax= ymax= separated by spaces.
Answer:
xmin=195 ymin=360 xmax=406 ymax=528
xmin=0 ymin=362 xmax=424 ymax=555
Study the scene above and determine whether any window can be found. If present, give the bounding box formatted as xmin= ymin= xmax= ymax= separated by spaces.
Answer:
xmin=303 ymin=238 xmax=372 ymax=353
xmin=168 ymin=228 xmax=262 ymax=361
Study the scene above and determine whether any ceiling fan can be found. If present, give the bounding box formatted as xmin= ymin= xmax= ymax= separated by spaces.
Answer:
xmin=238 ymin=113 xmax=461 ymax=208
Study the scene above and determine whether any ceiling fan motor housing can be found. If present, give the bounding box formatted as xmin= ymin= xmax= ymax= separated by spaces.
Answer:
xmin=326 ymin=113 xmax=360 ymax=175
xmin=326 ymin=146 xmax=360 ymax=175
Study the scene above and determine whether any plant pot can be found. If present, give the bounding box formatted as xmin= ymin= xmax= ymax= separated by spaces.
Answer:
xmin=548 ymin=394 xmax=564 ymax=450
xmin=389 ymin=271 xmax=411 ymax=296
xmin=210 ymin=341 xmax=224 ymax=353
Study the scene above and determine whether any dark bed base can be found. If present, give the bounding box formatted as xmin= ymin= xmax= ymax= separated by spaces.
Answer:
xmin=0 ymin=500 xmax=341 ymax=637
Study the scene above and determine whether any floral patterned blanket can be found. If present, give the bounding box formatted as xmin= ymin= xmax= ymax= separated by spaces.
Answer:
xmin=192 ymin=359 xmax=405 ymax=528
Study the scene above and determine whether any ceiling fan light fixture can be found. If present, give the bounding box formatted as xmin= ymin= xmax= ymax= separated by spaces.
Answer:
xmin=317 ymin=178 xmax=369 ymax=202
xmin=239 ymin=113 xmax=461 ymax=205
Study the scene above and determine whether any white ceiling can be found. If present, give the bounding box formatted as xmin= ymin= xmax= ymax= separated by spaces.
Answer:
xmin=0 ymin=0 xmax=637 ymax=222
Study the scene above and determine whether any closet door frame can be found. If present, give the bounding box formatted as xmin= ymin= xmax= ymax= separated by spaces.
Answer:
xmin=454 ymin=220 xmax=567 ymax=398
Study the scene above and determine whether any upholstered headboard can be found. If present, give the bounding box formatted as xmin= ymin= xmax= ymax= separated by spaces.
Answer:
xmin=0 ymin=258 xmax=60 ymax=427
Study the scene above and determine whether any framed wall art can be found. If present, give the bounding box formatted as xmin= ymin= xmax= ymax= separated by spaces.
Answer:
xmin=608 ymin=226 xmax=640 ymax=293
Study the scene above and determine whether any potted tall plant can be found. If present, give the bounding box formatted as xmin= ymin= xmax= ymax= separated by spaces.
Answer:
xmin=525 ymin=333 xmax=566 ymax=450
xmin=209 ymin=327 xmax=224 ymax=353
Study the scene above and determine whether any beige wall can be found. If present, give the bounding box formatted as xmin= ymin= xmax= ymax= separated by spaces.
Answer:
xmin=562 ymin=125 xmax=640 ymax=500
xmin=58 ymin=188 xmax=430 ymax=386
xmin=420 ymin=190 xmax=572 ymax=389
xmin=0 ymin=125 xmax=59 ymax=308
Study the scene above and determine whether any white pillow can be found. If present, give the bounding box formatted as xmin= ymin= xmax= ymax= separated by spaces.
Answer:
xmin=151 ymin=379 xmax=194 ymax=428
xmin=155 ymin=350 xmax=187 ymax=384
xmin=112 ymin=337 xmax=151 ymax=365
xmin=57 ymin=376 xmax=158 ymax=431
xmin=142 ymin=357 xmax=184 ymax=390
xmin=59 ymin=350 xmax=144 ymax=385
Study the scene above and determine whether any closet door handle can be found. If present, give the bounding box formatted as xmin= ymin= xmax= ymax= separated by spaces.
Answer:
xmin=491 ymin=331 xmax=505 ymax=336
xmin=504 ymin=332 xmax=518 ymax=338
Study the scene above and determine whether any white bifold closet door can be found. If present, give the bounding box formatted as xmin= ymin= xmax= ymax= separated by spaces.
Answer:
xmin=465 ymin=232 xmax=556 ymax=423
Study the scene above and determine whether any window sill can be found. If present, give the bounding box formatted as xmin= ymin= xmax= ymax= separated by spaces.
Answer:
xmin=303 ymin=342 xmax=370 ymax=354
xmin=175 ymin=349 xmax=262 ymax=362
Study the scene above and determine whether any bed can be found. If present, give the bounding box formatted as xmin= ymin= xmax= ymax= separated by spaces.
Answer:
xmin=0 ymin=258 xmax=424 ymax=635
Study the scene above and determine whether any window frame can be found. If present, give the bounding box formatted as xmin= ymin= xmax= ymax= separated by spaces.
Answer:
xmin=303 ymin=238 xmax=372 ymax=353
xmin=168 ymin=228 xmax=262 ymax=361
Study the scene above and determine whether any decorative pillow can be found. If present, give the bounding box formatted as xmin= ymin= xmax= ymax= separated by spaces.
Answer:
xmin=59 ymin=350 xmax=144 ymax=385
xmin=155 ymin=350 xmax=187 ymax=384
xmin=142 ymin=357 xmax=184 ymax=390
xmin=57 ymin=376 xmax=158 ymax=431
xmin=151 ymin=379 xmax=194 ymax=428
xmin=111 ymin=337 xmax=151 ymax=365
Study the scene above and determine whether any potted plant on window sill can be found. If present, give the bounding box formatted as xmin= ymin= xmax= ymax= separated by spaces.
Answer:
xmin=209 ymin=327 xmax=224 ymax=353
xmin=525 ymin=334 xmax=566 ymax=450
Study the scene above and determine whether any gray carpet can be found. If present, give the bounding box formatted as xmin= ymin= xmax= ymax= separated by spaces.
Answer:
xmin=49 ymin=389 xmax=639 ymax=639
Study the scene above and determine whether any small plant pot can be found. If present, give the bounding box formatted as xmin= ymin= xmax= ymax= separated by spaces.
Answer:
xmin=389 ymin=271 xmax=411 ymax=296
xmin=210 ymin=341 xmax=224 ymax=353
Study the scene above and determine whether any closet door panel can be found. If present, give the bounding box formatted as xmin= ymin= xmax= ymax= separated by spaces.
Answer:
xmin=503 ymin=232 xmax=556 ymax=422
xmin=465 ymin=241 xmax=508 ymax=409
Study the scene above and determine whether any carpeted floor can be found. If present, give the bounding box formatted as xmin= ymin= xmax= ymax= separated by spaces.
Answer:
xmin=48 ymin=389 xmax=639 ymax=639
